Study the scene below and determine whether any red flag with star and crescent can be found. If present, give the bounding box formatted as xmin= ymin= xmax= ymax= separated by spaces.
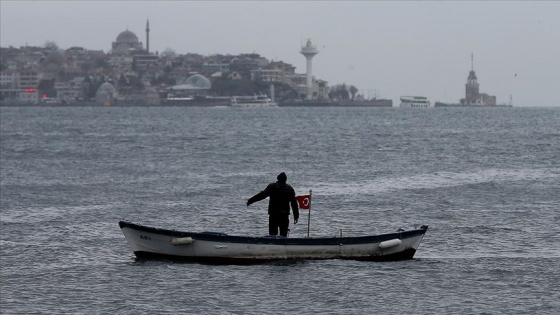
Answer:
xmin=296 ymin=195 xmax=311 ymax=210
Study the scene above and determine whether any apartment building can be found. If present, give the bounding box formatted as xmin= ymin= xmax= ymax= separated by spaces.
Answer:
xmin=0 ymin=70 xmax=16 ymax=88
xmin=0 ymin=68 xmax=42 ymax=102
xmin=54 ymin=77 xmax=84 ymax=101
xmin=18 ymin=69 xmax=42 ymax=89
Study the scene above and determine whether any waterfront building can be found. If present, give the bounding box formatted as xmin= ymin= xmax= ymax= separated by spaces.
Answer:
xmin=18 ymin=69 xmax=43 ymax=89
xmin=249 ymin=59 xmax=326 ymax=99
xmin=132 ymin=54 xmax=158 ymax=73
xmin=116 ymin=87 xmax=161 ymax=106
xmin=250 ymin=60 xmax=296 ymax=83
xmin=286 ymin=73 xmax=309 ymax=99
xmin=0 ymin=69 xmax=24 ymax=101
xmin=168 ymin=74 xmax=212 ymax=97
xmin=108 ymin=54 xmax=134 ymax=74
xmin=96 ymin=82 xmax=116 ymax=106
xmin=250 ymin=69 xmax=282 ymax=82
xmin=0 ymin=70 xmax=16 ymax=89
xmin=280 ymin=72 xmax=326 ymax=100
xmin=201 ymin=62 xmax=230 ymax=74
xmin=143 ymin=87 xmax=159 ymax=105
xmin=316 ymin=80 xmax=329 ymax=100
xmin=0 ymin=65 xmax=43 ymax=103
xmin=19 ymin=89 xmax=39 ymax=103
xmin=54 ymin=77 xmax=85 ymax=101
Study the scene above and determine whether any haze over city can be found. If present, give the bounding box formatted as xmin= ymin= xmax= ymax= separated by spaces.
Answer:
xmin=1 ymin=1 xmax=559 ymax=107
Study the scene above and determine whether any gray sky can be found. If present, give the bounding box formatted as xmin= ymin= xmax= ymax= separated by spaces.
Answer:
xmin=1 ymin=1 xmax=559 ymax=106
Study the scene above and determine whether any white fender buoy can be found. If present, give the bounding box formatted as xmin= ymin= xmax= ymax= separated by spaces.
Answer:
xmin=170 ymin=237 xmax=194 ymax=245
xmin=379 ymin=239 xmax=402 ymax=249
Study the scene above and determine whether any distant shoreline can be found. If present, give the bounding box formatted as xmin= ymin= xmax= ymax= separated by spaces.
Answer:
xmin=0 ymin=103 xmax=522 ymax=108
xmin=0 ymin=100 xmax=533 ymax=108
xmin=434 ymin=101 xmax=513 ymax=108
xmin=1 ymin=99 xmax=395 ymax=107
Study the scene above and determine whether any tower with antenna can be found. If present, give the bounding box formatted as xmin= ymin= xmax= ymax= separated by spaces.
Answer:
xmin=300 ymin=39 xmax=319 ymax=100
xmin=459 ymin=53 xmax=497 ymax=106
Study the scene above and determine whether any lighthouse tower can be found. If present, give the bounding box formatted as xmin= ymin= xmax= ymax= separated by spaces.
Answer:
xmin=465 ymin=53 xmax=480 ymax=104
xmin=300 ymin=39 xmax=319 ymax=100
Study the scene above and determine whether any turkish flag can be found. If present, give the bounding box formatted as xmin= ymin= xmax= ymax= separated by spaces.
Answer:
xmin=296 ymin=195 xmax=311 ymax=210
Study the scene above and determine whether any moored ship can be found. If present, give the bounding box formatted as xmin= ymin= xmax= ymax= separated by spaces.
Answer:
xmin=231 ymin=95 xmax=278 ymax=108
xmin=399 ymin=96 xmax=431 ymax=108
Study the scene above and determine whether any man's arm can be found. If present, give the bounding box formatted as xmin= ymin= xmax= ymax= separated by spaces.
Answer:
xmin=290 ymin=196 xmax=299 ymax=224
xmin=246 ymin=188 xmax=270 ymax=206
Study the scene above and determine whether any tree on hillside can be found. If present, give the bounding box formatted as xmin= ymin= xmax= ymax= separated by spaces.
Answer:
xmin=349 ymin=85 xmax=358 ymax=100
xmin=328 ymin=84 xmax=350 ymax=100
xmin=161 ymin=48 xmax=176 ymax=59
xmin=44 ymin=41 xmax=59 ymax=51
xmin=37 ymin=79 xmax=56 ymax=98
xmin=211 ymin=78 xmax=264 ymax=96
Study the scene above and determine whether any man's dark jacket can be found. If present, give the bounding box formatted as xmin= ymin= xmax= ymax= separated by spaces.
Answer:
xmin=247 ymin=181 xmax=299 ymax=220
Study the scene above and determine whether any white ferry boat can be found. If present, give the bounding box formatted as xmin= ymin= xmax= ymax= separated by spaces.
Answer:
xmin=399 ymin=96 xmax=431 ymax=108
xmin=231 ymin=95 xmax=278 ymax=108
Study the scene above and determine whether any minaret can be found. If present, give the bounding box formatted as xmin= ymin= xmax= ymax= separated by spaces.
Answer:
xmin=146 ymin=19 xmax=150 ymax=53
xmin=300 ymin=39 xmax=319 ymax=100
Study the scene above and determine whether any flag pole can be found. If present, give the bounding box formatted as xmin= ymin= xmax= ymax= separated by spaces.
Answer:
xmin=307 ymin=189 xmax=312 ymax=238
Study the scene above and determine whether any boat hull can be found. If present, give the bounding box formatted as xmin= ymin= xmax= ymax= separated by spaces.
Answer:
xmin=119 ymin=221 xmax=428 ymax=264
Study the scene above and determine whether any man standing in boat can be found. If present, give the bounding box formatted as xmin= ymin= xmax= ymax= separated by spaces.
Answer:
xmin=246 ymin=172 xmax=299 ymax=237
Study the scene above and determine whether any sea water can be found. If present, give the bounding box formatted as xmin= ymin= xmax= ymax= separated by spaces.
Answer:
xmin=1 ymin=106 xmax=559 ymax=314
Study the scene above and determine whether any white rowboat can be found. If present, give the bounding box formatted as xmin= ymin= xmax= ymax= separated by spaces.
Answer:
xmin=119 ymin=221 xmax=428 ymax=264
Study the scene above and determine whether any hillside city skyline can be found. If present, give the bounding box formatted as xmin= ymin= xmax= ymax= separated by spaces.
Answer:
xmin=1 ymin=1 xmax=559 ymax=106
xmin=1 ymin=25 xmax=343 ymax=106
xmin=0 ymin=24 xmax=508 ymax=108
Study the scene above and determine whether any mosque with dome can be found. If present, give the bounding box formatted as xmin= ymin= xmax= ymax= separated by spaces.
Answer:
xmin=96 ymin=19 xmax=213 ymax=106
xmin=112 ymin=29 xmax=144 ymax=55
xmin=111 ymin=19 xmax=150 ymax=55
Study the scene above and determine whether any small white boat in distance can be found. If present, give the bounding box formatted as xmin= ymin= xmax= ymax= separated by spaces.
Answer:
xmin=231 ymin=95 xmax=278 ymax=108
xmin=400 ymin=96 xmax=432 ymax=108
